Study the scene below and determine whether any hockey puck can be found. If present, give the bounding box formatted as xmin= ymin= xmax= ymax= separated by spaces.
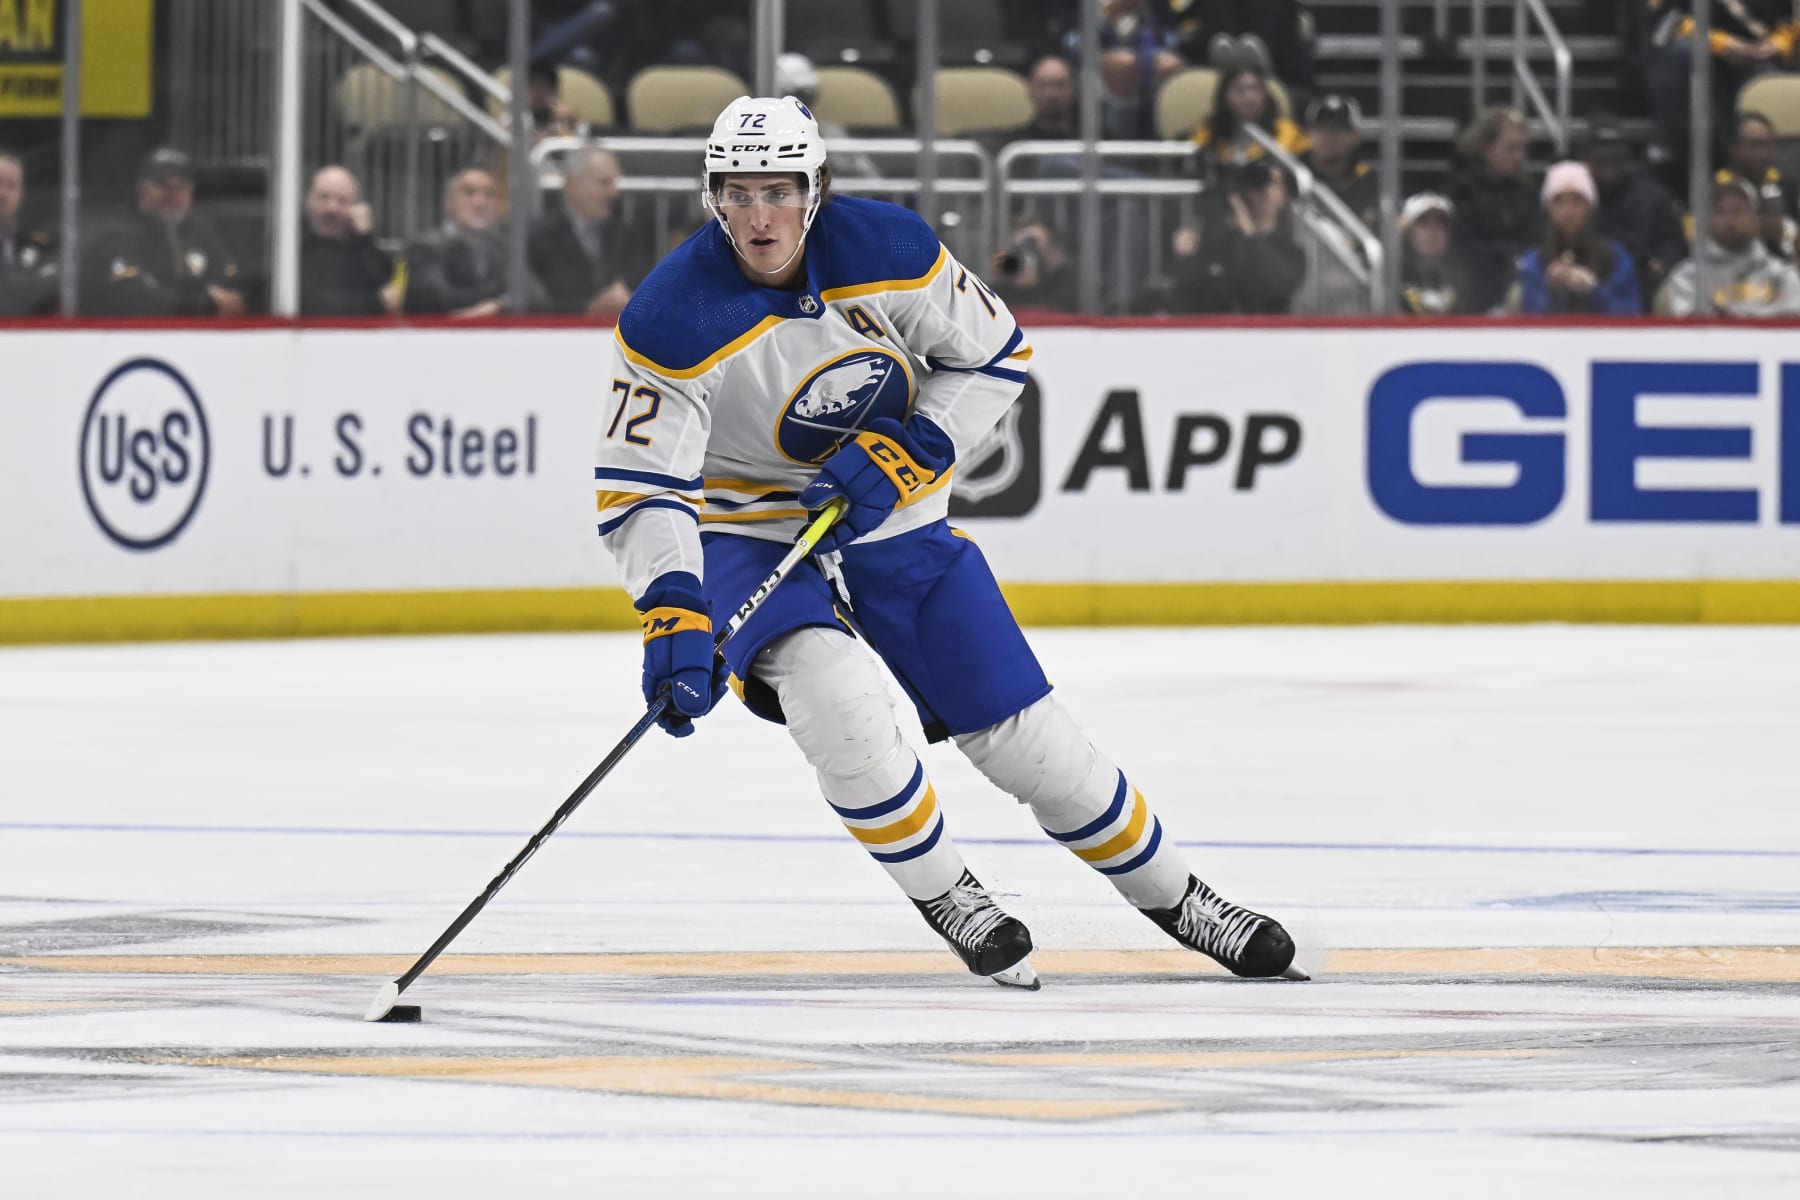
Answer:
xmin=377 ymin=1004 xmax=423 ymax=1023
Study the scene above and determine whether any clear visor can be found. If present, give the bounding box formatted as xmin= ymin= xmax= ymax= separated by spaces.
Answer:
xmin=714 ymin=180 xmax=812 ymax=210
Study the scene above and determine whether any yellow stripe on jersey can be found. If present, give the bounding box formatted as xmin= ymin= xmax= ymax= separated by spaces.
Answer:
xmin=595 ymin=489 xmax=701 ymax=512
xmin=1073 ymin=789 xmax=1150 ymax=864
xmin=820 ymin=245 xmax=950 ymax=302
xmin=703 ymin=478 xmax=796 ymax=497
xmin=845 ymin=787 xmax=939 ymax=846
xmin=614 ymin=315 xmax=786 ymax=381
xmin=1008 ymin=344 xmax=1034 ymax=361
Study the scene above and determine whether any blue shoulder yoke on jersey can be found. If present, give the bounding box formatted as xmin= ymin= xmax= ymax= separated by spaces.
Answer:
xmin=615 ymin=196 xmax=947 ymax=379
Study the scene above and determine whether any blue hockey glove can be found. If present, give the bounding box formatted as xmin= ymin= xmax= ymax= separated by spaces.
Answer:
xmin=636 ymin=571 xmax=726 ymax=737
xmin=797 ymin=415 xmax=953 ymax=552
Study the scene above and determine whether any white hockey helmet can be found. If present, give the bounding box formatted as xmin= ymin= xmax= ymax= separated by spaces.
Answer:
xmin=702 ymin=95 xmax=829 ymax=250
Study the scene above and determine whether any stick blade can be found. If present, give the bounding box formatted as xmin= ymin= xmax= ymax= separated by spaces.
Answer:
xmin=363 ymin=980 xmax=401 ymax=1022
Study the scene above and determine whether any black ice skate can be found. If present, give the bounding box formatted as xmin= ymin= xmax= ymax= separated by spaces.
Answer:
xmin=913 ymin=870 xmax=1040 ymax=990
xmin=1143 ymin=874 xmax=1307 ymax=980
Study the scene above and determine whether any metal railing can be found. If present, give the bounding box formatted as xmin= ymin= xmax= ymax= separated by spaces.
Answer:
xmin=532 ymin=136 xmax=1000 ymax=270
xmin=1512 ymin=0 xmax=1573 ymax=154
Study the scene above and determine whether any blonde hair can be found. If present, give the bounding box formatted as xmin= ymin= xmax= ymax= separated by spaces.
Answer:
xmin=1456 ymin=107 xmax=1529 ymax=165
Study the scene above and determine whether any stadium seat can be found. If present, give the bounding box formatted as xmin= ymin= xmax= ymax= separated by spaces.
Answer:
xmin=1738 ymin=74 xmax=1800 ymax=136
xmin=1154 ymin=67 xmax=1293 ymax=141
xmin=489 ymin=66 xmax=616 ymax=129
xmin=626 ymin=66 xmax=751 ymax=134
xmin=336 ymin=62 xmax=465 ymax=131
xmin=925 ymin=66 xmax=1031 ymax=136
xmin=785 ymin=0 xmax=894 ymax=67
xmin=814 ymin=66 xmax=901 ymax=132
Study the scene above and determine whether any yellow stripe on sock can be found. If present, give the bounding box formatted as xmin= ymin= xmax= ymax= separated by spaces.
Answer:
xmin=1073 ymin=789 xmax=1149 ymax=864
xmin=846 ymin=787 xmax=938 ymax=846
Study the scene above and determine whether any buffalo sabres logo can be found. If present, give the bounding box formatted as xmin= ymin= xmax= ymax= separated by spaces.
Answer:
xmin=776 ymin=348 xmax=913 ymax=464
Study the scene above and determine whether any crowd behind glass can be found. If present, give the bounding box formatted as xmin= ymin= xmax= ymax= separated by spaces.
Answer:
xmin=4 ymin=0 xmax=1800 ymax=320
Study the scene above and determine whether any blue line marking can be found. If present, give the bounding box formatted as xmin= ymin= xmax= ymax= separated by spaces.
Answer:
xmin=2 ymin=821 xmax=1796 ymax=858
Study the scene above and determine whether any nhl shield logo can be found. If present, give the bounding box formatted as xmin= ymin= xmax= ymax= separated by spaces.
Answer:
xmin=776 ymin=348 xmax=913 ymax=464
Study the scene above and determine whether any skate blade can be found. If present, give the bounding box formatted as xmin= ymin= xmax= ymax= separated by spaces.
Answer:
xmin=990 ymin=956 xmax=1041 ymax=990
xmin=1279 ymin=964 xmax=1311 ymax=981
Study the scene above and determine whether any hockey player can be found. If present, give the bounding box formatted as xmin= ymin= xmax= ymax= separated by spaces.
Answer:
xmin=595 ymin=95 xmax=1299 ymax=987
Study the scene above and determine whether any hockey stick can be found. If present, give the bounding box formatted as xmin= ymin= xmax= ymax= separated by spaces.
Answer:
xmin=364 ymin=498 xmax=847 ymax=1022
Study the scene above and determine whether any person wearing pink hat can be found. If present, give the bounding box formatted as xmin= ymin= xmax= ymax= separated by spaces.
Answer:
xmin=1511 ymin=159 xmax=1640 ymax=315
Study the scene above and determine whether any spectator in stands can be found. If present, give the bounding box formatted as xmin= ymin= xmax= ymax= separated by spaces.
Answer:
xmin=1396 ymin=192 xmax=1473 ymax=316
xmin=404 ymin=167 xmax=542 ymax=317
xmin=1582 ymin=116 xmax=1686 ymax=308
xmin=1159 ymin=1 xmax=1316 ymax=101
xmin=1140 ymin=158 xmax=1304 ymax=313
xmin=1444 ymin=108 xmax=1539 ymax=314
xmin=528 ymin=148 xmax=652 ymax=317
xmin=1659 ymin=174 xmax=1800 ymax=315
xmin=1018 ymin=54 xmax=1079 ymax=140
xmin=1508 ymin=161 xmax=1640 ymax=315
xmin=1192 ymin=63 xmax=1307 ymax=181
xmin=774 ymin=53 xmax=880 ymax=180
xmin=1645 ymin=1 xmax=1796 ymax=162
xmin=300 ymin=166 xmax=399 ymax=317
xmin=1725 ymin=112 xmax=1797 ymax=218
xmin=81 ymin=148 xmax=245 ymax=317
xmin=989 ymin=214 xmax=1077 ymax=311
xmin=1759 ymin=179 xmax=1799 ymax=262
xmin=1078 ymin=0 xmax=1186 ymax=139
xmin=526 ymin=62 xmax=587 ymax=146
xmin=1299 ymin=93 xmax=1377 ymax=232
xmin=0 ymin=150 xmax=57 ymax=316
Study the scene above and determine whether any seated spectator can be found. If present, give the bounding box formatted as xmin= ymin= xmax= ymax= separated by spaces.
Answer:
xmin=80 ymin=148 xmax=245 ymax=317
xmin=1396 ymin=192 xmax=1473 ymax=316
xmin=1299 ymin=93 xmax=1377 ymax=232
xmin=1658 ymin=174 xmax=1800 ymax=316
xmin=404 ymin=167 xmax=543 ymax=316
xmin=528 ymin=148 xmax=652 ymax=316
xmin=1192 ymin=63 xmax=1307 ymax=181
xmin=988 ymin=215 xmax=1077 ymax=311
xmin=1157 ymin=1 xmax=1315 ymax=100
xmin=1444 ymin=107 xmax=1540 ymax=314
xmin=1759 ymin=179 xmax=1798 ymax=262
xmin=774 ymin=53 xmax=879 ymax=180
xmin=300 ymin=166 xmax=399 ymax=317
xmin=1073 ymin=0 xmax=1186 ymax=139
xmin=1509 ymin=161 xmax=1640 ymax=315
xmin=0 ymin=150 xmax=57 ymax=316
xmin=1138 ymin=158 xmax=1304 ymax=313
xmin=1016 ymin=54 xmax=1078 ymax=140
xmin=525 ymin=62 xmax=588 ymax=146
xmin=1582 ymin=116 xmax=1686 ymax=307
xmin=1725 ymin=112 xmax=1797 ymax=218
xmin=1645 ymin=1 xmax=1795 ymax=162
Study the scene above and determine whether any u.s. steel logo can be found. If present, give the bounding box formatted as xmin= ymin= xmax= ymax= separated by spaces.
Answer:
xmin=79 ymin=358 xmax=211 ymax=551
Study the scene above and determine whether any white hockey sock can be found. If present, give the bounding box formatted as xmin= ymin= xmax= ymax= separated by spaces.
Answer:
xmin=956 ymin=695 xmax=1190 ymax=910
xmin=756 ymin=626 xmax=966 ymax=900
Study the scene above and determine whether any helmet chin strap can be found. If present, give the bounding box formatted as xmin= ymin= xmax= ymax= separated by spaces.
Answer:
xmin=704 ymin=170 xmax=823 ymax=282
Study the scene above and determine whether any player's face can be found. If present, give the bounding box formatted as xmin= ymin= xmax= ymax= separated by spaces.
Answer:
xmin=718 ymin=173 xmax=809 ymax=286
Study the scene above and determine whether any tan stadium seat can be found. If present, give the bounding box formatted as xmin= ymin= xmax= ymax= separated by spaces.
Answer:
xmin=336 ymin=62 xmax=465 ymax=130
xmin=814 ymin=66 xmax=901 ymax=132
xmin=627 ymin=66 xmax=751 ymax=134
xmin=927 ymin=66 xmax=1030 ymax=137
xmin=490 ymin=66 xmax=616 ymax=129
xmin=1739 ymin=74 xmax=1800 ymax=136
xmin=1155 ymin=67 xmax=1293 ymax=140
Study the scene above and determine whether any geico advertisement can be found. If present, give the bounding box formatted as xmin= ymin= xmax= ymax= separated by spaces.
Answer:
xmin=955 ymin=327 xmax=1800 ymax=582
xmin=2 ymin=326 xmax=1798 ymax=601
xmin=0 ymin=330 xmax=615 ymax=596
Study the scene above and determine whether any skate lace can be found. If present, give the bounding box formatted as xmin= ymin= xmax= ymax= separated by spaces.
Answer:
xmin=1175 ymin=883 xmax=1262 ymax=962
xmin=924 ymin=881 xmax=1009 ymax=950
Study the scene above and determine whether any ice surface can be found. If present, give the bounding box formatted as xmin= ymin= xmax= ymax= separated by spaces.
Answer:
xmin=2 ymin=627 xmax=1797 ymax=1198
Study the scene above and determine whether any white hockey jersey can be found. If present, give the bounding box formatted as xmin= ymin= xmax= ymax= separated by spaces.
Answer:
xmin=595 ymin=195 xmax=1032 ymax=601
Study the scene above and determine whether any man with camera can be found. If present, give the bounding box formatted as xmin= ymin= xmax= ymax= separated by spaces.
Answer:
xmin=989 ymin=216 xmax=1077 ymax=312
